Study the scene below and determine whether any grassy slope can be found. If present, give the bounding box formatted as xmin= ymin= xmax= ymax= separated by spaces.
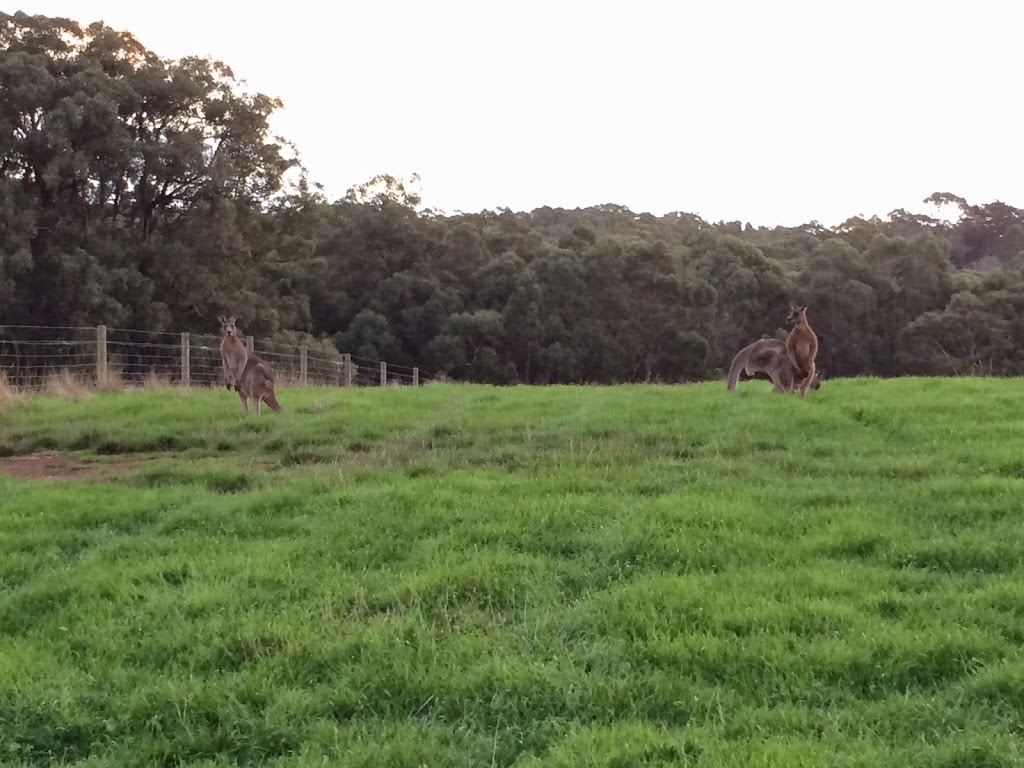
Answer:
xmin=1 ymin=379 xmax=1024 ymax=767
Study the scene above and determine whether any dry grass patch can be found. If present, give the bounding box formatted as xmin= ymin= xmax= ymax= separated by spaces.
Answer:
xmin=142 ymin=370 xmax=173 ymax=389
xmin=44 ymin=370 xmax=92 ymax=402
xmin=0 ymin=370 xmax=15 ymax=409
xmin=272 ymin=373 xmax=303 ymax=388
xmin=96 ymin=366 xmax=124 ymax=392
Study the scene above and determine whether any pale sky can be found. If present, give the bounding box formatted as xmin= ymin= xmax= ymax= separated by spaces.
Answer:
xmin=13 ymin=1 xmax=1024 ymax=226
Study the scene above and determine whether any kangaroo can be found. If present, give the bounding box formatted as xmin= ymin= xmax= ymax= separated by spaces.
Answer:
xmin=785 ymin=304 xmax=819 ymax=399
xmin=727 ymin=338 xmax=823 ymax=394
xmin=218 ymin=315 xmax=248 ymax=391
xmin=217 ymin=315 xmax=282 ymax=415
xmin=235 ymin=355 xmax=283 ymax=415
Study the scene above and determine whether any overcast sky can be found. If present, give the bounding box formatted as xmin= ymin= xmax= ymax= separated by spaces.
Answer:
xmin=14 ymin=0 xmax=1024 ymax=226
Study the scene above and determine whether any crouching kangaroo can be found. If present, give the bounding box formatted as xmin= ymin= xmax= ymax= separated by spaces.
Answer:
xmin=727 ymin=337 xmax=823 ymax=394
xmin=217 ymin=315 xmax=283 ymax=415
xmin=236 ymin=356 xmax=283 ymax=415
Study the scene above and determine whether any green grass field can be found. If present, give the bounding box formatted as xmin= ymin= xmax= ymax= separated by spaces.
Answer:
xmin=2 ymin=378 xmax=1024 ymax=767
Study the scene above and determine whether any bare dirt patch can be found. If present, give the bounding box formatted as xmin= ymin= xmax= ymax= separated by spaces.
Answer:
xmin=0 ymin=451 xmax=137 ymax=481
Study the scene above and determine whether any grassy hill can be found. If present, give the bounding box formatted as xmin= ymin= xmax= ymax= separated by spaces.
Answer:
xmin=1 ymin=379 xmax=1023 ymax=767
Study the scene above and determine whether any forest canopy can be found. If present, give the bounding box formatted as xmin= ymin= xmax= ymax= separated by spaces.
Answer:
xmin=4 ymin=11 xmax=1024 ymax=383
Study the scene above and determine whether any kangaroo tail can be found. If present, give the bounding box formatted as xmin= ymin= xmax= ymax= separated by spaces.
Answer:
xmin=263 ymin=386 xmax=283 ymax=412
xmin=726 ymin=346 xmax=751 ymax=391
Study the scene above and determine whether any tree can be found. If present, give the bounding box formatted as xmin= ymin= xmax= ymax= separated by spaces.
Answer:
xmin=431 ymin=309 xmax=512 ymax=383
xmin=337 ymin=308 xmax=398 ymax=363
xmin=688 ymin=233 xmax=790 ymax=371
xmin=898 ymin=292 xmax=1014 ymax=375
xmin=797 ymin=238 xmax=880 ymax=376
xmin=925 ymin=192 xmax=1024 ymax=269
xmin=7 ymin=14 xmax=1024 ymax=384
xmin=0 ymin=11 xmax=302 ymax=330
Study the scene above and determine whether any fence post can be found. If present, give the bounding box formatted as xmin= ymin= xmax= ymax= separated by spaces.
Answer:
xmin=96 ymin=325 xmax=107 ymax=385
xmin=342 ymin=354 xmax=352 ymax=387
xmin=181 ymin=332 xmax=190 ymax=387
xmin=380 ymin=361 xmax=387 ymax=386
xmin=413 ymin=367 xmax=419 ymax=386
xmin=246 ymin=335 xmax=254 ymax=353
xmin=300 ymin=345 xmax=308 ymax=387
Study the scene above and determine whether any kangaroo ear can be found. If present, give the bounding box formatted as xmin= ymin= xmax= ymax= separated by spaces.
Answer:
xmin=217 ymin=315 xmax=225 ymax=324
xmin=227 ymin=315 xmax=236 ymax=324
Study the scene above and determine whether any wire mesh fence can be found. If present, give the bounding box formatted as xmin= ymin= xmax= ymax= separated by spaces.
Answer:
xmin=0 ymin=325 xmax=434 ymax=391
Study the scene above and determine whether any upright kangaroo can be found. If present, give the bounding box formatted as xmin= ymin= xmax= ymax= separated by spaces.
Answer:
xmin=727 ymin=337 xmax=823 ymax=394
xmin=217 ymin=315 xmax=282 ymax=415
xmin=785 ymin=304 xmax=818 ymax=399
xmin=218 ymin=315 xmax=248 ymax=391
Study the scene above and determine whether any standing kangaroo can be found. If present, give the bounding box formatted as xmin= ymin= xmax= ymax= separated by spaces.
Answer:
xmin=218 ymin=315 xmax=248 ymax=391
xmin=785 ymin=304 xmax=819 ymax=399
xmin=217 ymin=315 xmax=283 ymax=415
xmin=727 ymin=338 xmax=823 ymax=394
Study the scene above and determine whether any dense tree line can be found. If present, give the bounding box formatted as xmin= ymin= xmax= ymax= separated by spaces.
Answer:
xmin=4 ymin=12 xmax=1024 ymax=383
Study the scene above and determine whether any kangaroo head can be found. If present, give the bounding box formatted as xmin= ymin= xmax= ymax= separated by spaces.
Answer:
xmin=810 ymin=369 xmax=824 ymax=390
xmin=786 ymin=304 xmax=809 ymax=326
xmin=218 ymin=315 xmax=240 ymax=337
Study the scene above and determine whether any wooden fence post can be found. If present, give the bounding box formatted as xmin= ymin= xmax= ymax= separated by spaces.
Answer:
xmin=181 ymin=332 xmax=190 ymax=386
xmin=96 ymin=325 xmax=107 ymax=385
xmin=245 ymin=335 xmax=254 ymax=352
xmin=342 ymin=354 xmax=352 ymax=387
xmin=413 ymin=367 xmax=419 ymax=386
xmin=300 ymin=345 xmax=308 ymax=387
xmin=380 ymin=361 xmax=387 ymax=386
